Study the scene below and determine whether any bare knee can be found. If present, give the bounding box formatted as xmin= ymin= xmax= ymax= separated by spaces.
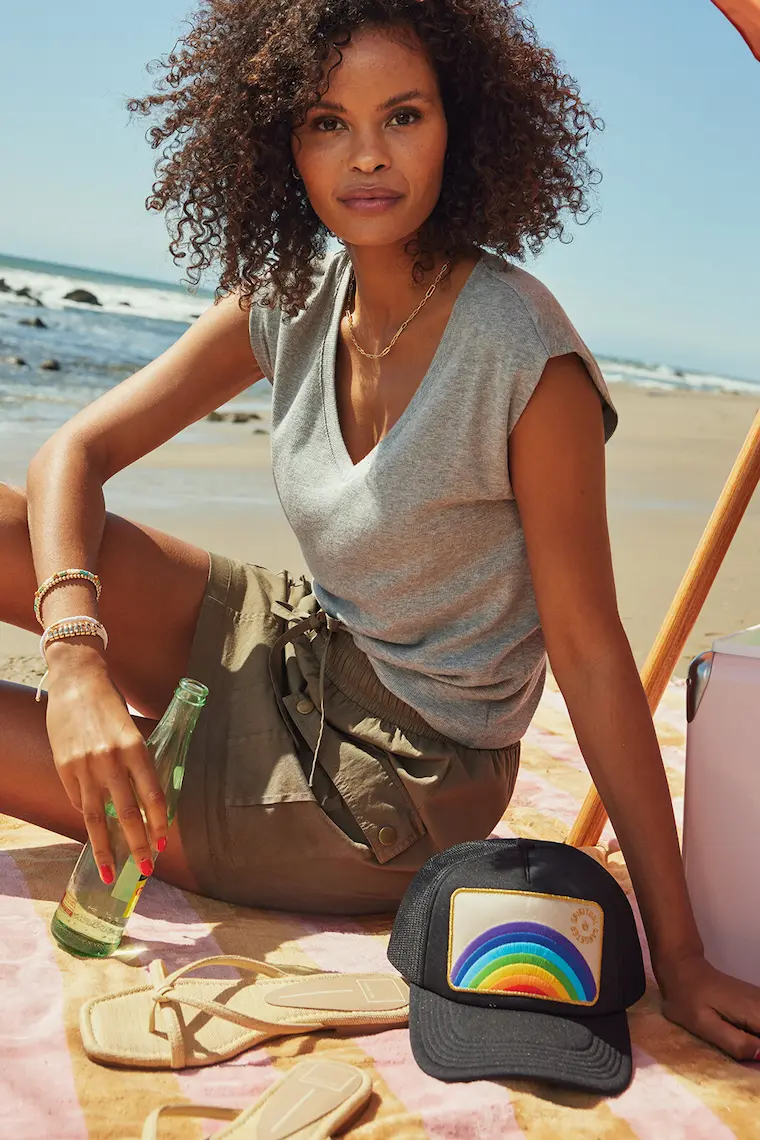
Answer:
xmin=0 ymin=481 xmax=28 ymax=523
xmin=0 ymin=482 xmax=35 ymax=632
xmin=0 ymin=482 xmax=31 ymax=554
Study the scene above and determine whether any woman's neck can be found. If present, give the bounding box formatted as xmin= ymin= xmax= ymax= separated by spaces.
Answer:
xmin=343 ymin=242 xmax=462 ymax=347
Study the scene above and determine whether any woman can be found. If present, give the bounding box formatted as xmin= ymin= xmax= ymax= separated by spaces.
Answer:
xmin=2 ymin=0 xmax=759 ymax=1062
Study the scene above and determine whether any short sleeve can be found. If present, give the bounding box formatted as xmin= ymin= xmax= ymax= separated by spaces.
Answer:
xmin=500 ymin=269 xmax=618 ymax=445
xmin=248 ymin=298 xmax=283 ymax=383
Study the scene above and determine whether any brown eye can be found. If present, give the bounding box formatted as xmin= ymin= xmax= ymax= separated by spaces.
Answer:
xmin=389 ymin=109 xmax=421 ymax=127
xmin=314 ymin=117 xmax=343 ymax=132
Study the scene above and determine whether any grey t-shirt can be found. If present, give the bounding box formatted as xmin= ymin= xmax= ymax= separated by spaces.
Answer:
xmin=249 ymin=249 xmax=617 ymax=748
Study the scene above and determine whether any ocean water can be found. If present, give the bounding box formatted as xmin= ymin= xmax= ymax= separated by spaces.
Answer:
xmin=1 ymin=251 xmax=758 ymax=443
xmin=0 ymin=253 xmax=270 ymax=440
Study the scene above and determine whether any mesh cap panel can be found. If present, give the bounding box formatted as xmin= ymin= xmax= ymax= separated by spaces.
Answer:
xmin=387 ymin=840 xmax=519 ymax=982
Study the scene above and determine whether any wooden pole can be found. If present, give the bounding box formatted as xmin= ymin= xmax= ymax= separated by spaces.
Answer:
xmin=567 ymin=409 xmax=760 ymax=849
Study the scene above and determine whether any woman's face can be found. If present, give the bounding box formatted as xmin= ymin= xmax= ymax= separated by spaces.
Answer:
xmin=291 ymin=26 xmax=448 ymax=248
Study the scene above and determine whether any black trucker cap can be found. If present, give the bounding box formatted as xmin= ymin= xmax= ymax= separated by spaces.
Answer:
xmin=387 ymin=838 xmax=646 ymax=1095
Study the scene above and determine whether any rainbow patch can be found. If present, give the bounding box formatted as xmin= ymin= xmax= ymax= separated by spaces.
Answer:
xmin=447 ymin=889 xmax=603 ymax=1006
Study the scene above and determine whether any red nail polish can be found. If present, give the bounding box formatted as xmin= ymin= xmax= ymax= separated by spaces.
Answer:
xmin=139 ymin=859 xmax=153 ymax=877
xmin=156 ymin=836 xmax=167 ymax=854
xmin=99 ymin=865 xmax=114 ymax=885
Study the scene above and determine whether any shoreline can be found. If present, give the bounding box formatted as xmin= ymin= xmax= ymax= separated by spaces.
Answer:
xmin=2 ymin=382 xmax=759 ymax=685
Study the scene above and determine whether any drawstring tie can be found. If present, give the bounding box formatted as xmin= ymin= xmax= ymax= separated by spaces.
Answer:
xmin=309 ymin=612 xmax=341 ymax=787
xmin=269 ymin=602 xmax=343 ymax=788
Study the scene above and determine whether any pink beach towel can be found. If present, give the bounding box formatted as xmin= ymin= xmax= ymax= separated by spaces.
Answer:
xmin=1 ymin=670 xmax=758 ymax=1139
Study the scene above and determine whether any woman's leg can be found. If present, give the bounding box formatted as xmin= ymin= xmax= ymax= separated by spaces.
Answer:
xmin=0 ymin=481 xmax=213 ymax=891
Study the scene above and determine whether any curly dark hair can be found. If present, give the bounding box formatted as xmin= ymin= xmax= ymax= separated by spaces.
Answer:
xmin=128 ymin=0 xmax=604 ymax=314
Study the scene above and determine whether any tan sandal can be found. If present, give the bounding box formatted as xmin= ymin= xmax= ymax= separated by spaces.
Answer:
xmin=132 ymin=1059 xmax=372 ymax=1139
xmin=80 ymin=955 xmax=408 ymax=1069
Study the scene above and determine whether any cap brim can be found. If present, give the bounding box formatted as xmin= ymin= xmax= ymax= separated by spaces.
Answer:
xmin=408 ymin=984 xmax=633 ymax=1095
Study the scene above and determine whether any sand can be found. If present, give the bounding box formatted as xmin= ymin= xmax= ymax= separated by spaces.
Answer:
xmin=2 ymin=383 xmax=759 ymax=689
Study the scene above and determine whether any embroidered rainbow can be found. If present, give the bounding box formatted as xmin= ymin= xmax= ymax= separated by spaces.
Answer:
xmin=449 ymin=921 xmax=597 ymax=1003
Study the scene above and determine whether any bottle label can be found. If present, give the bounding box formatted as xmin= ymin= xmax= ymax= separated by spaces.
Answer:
xmin=122 ymin=876 xmax=148 ymax=919
xmin=57 ymin=888 xmax=121 ymax=942
xmin=111 ymin=856 xmax=142 ymax=903
xmin=111 ymin=856 xmax=148 ymax=918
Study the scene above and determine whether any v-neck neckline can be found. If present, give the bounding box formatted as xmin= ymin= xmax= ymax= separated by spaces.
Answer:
xmin=321 ymin=250 xmax=484 ymax=477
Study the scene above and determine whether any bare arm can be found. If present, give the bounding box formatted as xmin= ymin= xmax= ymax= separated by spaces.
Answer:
xmin=28 ymin=290 xmax=263 ymax=632
xmin=509 ymin=351 xmax=760 ymax=1060
xmin=25 ymin=292 xmax=263 ymax=875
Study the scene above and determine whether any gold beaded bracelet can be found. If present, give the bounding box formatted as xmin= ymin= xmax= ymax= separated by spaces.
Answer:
xmin=34 ymin=568 xmax=101 ymax=627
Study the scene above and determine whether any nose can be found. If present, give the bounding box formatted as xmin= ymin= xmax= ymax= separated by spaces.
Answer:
xmin=348 ymin=126 xmax=391 ymax=174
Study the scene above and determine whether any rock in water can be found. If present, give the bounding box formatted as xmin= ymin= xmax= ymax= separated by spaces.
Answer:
xmin=64 ymin=288 xmax=101 ymax=306
xmin=0 ymin=278 xmax=12 ymax=293
xmin=19 ymin=317 xmax=48 ymax=328
xmin=40 ymin=358 xmax=61 ymax=371
xmin=8 ymin=356 xmax=28 ymax=367
xmin=15 ymin=286 xmax=44 ymax=306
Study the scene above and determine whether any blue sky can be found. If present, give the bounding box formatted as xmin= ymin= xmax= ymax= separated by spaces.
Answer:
xmin=1 ymin=1 xmax=758 ymax=378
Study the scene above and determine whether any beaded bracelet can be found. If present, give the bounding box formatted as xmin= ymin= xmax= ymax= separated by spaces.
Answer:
xmin=34 ymin=569 xmax=101 ymax=627
xmin=35 ymin=616 xmax=109 ymax=702
xmin=40 ymin=615 xmax=109 ymax=655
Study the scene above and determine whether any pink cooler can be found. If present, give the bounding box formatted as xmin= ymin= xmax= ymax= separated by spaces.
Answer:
xmin=683 ymin=624 xmax=760 ymax=987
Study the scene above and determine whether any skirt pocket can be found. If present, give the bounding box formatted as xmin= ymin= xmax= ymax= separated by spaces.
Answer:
xmin=279 ymin=690 xmax=427 ymax=864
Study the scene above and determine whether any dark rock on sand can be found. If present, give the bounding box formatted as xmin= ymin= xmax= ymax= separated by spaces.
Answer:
xmin=19 ymin=316 xmax=48 ymax=328
xmin=40 ymin=358 xmax=61 ymax=371
xmin=64 ymin=288 xmax=101 ymax=306
xmin=206 ymin=410 xmax=262 ymax=424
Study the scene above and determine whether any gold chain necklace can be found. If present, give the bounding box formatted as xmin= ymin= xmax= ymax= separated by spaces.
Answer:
xmin=345 ymin=261 xmax=451 ymax=360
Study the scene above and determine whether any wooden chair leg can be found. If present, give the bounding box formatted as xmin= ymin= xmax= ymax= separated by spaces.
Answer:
xmin=567 ymin=410 xmax=760 ymax=849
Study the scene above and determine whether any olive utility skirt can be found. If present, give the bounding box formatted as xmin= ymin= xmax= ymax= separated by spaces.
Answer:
xmin=177 ymin=553 xmax=521 ymax=914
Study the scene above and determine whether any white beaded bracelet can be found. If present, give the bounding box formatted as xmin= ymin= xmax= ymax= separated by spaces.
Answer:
xmin=35 ymin=616 xmax=109 ymax=702
xmin=39 ymin=615 xmax=109 ymax=656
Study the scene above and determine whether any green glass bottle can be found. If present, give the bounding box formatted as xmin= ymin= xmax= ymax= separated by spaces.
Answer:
xmin=50 ymin=677 xmax=208 ymax=958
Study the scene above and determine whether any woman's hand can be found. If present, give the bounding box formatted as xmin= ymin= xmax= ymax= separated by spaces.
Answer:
xmin=44 ymin=645 xmax=167 ymax=883
xmin=658 ymin=952 xmax=760 ymax=1061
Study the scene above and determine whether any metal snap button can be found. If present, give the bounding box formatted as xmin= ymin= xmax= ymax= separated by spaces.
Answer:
xmin=378 ymin=826 xmax=397 ymax=846
xmin=295 ymin=697 xmax=315 ymax=715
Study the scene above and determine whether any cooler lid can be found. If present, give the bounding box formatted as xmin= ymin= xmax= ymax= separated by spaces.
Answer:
xmin=711 ymin=624 xmax=760 ymax=659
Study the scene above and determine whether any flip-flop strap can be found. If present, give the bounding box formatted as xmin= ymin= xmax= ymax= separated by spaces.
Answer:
xmin=141 ymin=1102 xmax=239 ymax=1140
xmin=150 ymin=954 xmax=324 ymax=991
xmin=152 ymin=987 xmax=320 ymax=1033
xmin=146 ymin=958 xmax=323 ymax=1066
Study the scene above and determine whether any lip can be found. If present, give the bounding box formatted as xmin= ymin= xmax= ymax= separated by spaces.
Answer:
xmin=338 ymin=188 xmax=404 ymax=215
xmin=338 ymin=187 xmax=404 ymax=201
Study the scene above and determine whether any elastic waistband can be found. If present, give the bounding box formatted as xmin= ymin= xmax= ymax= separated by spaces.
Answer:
xmin=315 ymin=626 xmax=452 ymax=742
xmin=314 ymin=626 xmax=519 ymax=760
